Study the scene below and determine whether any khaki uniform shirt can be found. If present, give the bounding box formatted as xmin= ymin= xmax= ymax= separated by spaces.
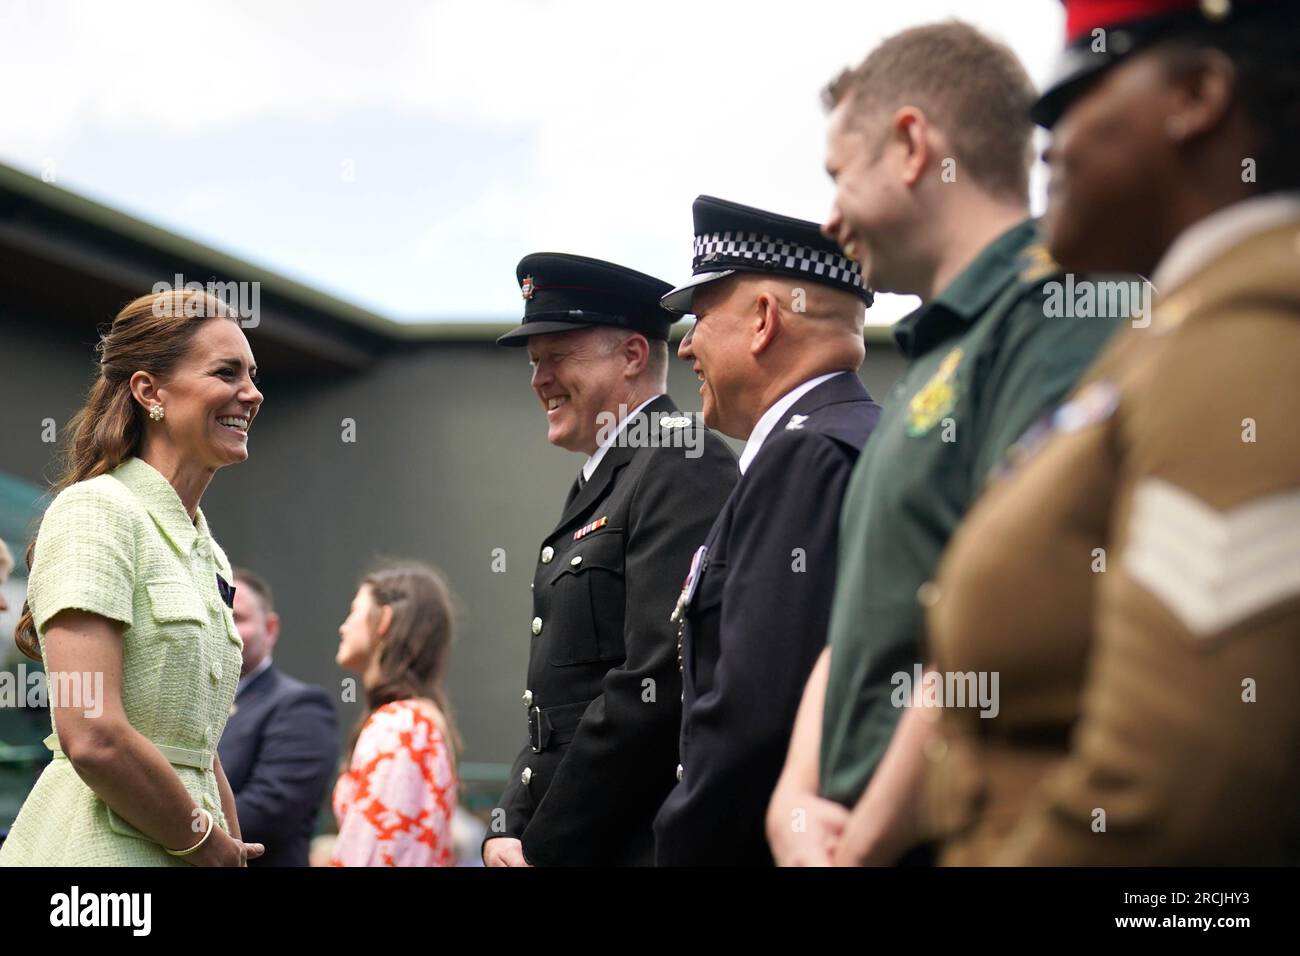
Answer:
xmin=925 ymin=212 xmax=1300 ymax=864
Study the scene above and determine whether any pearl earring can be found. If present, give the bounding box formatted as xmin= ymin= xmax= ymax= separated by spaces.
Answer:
xmin=149 ymin=404 xmax=165 ymax=422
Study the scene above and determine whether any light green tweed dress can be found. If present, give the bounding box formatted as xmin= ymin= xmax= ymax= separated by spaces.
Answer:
xmin=0 ymin=457 xmax=243 ymax=866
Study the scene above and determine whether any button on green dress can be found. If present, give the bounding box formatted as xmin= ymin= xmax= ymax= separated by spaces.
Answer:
xmin=0 ymin=457 xmax=244 ymax=866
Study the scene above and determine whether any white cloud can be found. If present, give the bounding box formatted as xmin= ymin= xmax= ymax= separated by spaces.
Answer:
xmin=0 ymin=0 xmax=1064 ymax=320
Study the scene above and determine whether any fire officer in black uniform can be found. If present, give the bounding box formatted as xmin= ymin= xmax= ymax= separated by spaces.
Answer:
xmin=485 ymin=252 xmax=737 ymax=866
xmin=652 ymin=197 xmax=880 ymax=865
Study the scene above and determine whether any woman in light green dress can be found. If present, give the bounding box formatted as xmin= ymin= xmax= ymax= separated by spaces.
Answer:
xmin=0 ymin=289 xmax=266 ymax=866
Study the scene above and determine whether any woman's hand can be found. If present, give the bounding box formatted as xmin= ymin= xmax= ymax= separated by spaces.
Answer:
xmin=188 ymin=825 xmax=265 ymax=867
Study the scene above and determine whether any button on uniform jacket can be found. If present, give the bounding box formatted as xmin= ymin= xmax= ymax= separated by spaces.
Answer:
xmin=217 ymin=664 xmax=338 ymax=867
xmin=654 ymin=373 xmax=881 ymax=865
xmin=492 ymin=394 xmax=738 ymax=866
xmin=0 ymin=456 xmax=244 ymax=866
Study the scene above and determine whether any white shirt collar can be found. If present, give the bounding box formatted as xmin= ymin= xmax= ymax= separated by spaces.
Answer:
xmin=738 ymin=372 xmax=844 ymax=475
xmin=582 ymin=393 xmax=663 ymax=482
xmin=237 ymin=655 xmax=273 ymax=698
xmin=1151 ymin=192 xmax=1300 ymax=296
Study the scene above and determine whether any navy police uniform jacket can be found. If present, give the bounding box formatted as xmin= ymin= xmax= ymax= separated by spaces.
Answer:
xmin=493 ymin=394 xmax=738 ymax=866
xmin=653 ymin=373 xmax=880 ymax=865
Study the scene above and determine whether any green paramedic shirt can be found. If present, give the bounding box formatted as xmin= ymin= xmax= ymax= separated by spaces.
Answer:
xmin=818 ymin=219 xmax=1124 ymax=807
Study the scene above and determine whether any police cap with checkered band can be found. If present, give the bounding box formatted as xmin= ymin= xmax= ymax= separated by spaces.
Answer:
xmin=660 ymin=195 xmax=873 ymax=315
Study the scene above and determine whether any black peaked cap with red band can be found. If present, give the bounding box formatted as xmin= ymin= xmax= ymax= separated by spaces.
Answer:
xmin=1032 ymin=0 xmax=1296 ymax=129
xmin=496 ymin=252 xmax=678 ymax=347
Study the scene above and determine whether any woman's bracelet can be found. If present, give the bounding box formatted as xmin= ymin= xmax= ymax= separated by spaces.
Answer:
xmin=165 ymin=807 xmax=215 ymax=857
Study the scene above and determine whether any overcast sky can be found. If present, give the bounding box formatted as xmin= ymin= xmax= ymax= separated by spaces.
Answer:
xmin=1 ymin=0 xmax=1065 ymax=326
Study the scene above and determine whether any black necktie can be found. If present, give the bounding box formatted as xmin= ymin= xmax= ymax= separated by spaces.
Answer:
xmin=565 ymin=472 xmax=585 ymax=509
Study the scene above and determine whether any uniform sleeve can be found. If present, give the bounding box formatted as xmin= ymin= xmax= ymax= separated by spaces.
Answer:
xmin=994 ymin=311 xmax=1300 ymax=864
xmin=520 ymin=434 xmax=737 ymax=865
xmin=655 ymin=433 xmax=851 ymax=864
xmin=232 ymin=687 xmax=339 ymax=850
xmin=970 ymin=287 xmax=1124 ymax=489
xmin=28 ymin=481 xmax=137 ymax=636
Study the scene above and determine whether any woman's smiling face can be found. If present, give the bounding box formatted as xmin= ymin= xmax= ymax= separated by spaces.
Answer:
xmin=151 ymin=318 xmax=263 ymax=470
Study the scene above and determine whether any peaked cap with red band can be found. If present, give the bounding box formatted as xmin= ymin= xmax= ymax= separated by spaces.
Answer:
xmin=1031 ymin=0 xmax=1293 ymax=128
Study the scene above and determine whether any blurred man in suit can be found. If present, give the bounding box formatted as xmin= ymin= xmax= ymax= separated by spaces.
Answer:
xmin=217 ymin=568 xmax=338 ymax=867
xmin=653 ymin=196 xmax=880 ymax=865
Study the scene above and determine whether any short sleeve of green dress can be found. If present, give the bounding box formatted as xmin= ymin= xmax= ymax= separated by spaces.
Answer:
xmin=27 ymin=481 xmax=137 ymax=633
xmin=0 ymin=458 xmax=245 ymax=867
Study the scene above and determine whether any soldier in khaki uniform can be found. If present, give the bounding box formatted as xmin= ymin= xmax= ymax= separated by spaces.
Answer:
xmin=917 ymin=0 xmax=1300 ymax=864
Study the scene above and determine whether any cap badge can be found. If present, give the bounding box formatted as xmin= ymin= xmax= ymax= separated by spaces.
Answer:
xmin=521 ymin=276 xmax=536 ymax=300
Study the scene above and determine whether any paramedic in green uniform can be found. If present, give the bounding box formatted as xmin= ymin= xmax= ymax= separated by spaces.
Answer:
xmin=766 ymin=21 xmax=1125 ymax=866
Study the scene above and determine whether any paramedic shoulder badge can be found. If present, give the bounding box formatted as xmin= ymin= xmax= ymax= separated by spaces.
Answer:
xmin=906 ymin=347 xmax=963 ymax=437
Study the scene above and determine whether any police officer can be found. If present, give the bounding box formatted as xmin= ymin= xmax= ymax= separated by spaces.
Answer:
xmin=651 ymin=197 xmax=880 ymax=865
xmin=484 ymin=253 xmax=737 ymax=866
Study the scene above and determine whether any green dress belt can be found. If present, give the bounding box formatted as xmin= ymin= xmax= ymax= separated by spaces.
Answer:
xmin=44 ymin=732 xmax=215 ymax=772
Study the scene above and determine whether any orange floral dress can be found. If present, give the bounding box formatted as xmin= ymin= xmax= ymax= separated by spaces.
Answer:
xmin=330 ymin=700 xmax=457 ymax=866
